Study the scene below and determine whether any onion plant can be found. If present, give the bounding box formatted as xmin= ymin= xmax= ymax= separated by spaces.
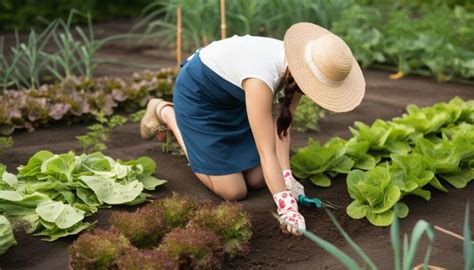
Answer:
xmin=279 ymin=205 xmax=439 ymax=270
xmin=1 ymin=22 xmax=56 ymax=90
xmin=287 ymin=204 xmax=474 ymax=269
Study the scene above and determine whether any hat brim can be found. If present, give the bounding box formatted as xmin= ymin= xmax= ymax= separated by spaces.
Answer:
xmin=284 ymin=22 xmax=365 ymax=113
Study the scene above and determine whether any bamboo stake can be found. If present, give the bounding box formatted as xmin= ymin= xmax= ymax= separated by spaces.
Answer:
xmin=220 ymin=0 xmax=226 ymax=39
xmin=434 ymin=225 xmax=474 ymax=244
xmin=176 ymin=5 xmax=182 ymax=69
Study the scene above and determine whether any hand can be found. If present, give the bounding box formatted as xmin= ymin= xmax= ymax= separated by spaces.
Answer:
xmin=273 ymin=191 xmax=306 ymax=235
xmin=283 ymin=169 xmax=305 ymax=199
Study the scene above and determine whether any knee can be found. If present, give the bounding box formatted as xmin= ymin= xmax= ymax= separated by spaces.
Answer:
xmin=246 ymin=176 xmax=266 ymax=189
xmin=216 ymin=186 xmax=247 ymax=201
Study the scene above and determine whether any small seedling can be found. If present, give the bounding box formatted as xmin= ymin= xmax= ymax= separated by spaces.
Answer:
xmin=76 ymin=111 xmax=127 ymax=153
xmin=129 ymin=110 xmax=145 ymax=123
xmin=0 ymin=137 xmax=13 ymax=155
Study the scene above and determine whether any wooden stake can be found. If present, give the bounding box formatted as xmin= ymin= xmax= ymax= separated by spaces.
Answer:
xmin=176 ymin=5 xmax=182 ymax=69
xmin=220 ymin=0 xmax=226 ymax=39
xmin=434 ymin=225 xmax=474 ymax=244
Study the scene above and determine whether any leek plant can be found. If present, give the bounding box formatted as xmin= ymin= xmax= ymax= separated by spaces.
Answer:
xmin=47 ymin=10 xmax=138 ymax=81
xmin=286 ymin=204 xmax=474 ymax=269
xmin=0 ymin=21 xmax=57 ymax=90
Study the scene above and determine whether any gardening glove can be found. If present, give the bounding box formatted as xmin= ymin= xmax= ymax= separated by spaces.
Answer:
xmin=283 ymin=169 xmax=305 ymax=199
xmin=274 ymin=190 xmax=306 ymax=235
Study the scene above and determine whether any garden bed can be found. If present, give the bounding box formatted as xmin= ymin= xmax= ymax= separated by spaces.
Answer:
xmin=0 ymin=68 xmax=472 ymax=269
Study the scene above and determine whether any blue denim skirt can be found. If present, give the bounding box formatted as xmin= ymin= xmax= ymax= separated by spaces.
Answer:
xmin=173 ymin=54 xmax=260 ymax=175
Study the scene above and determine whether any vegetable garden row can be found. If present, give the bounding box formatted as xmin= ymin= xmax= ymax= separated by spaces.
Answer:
xmin=291 ymin=97 xmax=474 ymax=226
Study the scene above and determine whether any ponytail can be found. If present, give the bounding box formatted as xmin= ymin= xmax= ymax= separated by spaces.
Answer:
xmin=276 ymin=68 xmax=301 ymax=139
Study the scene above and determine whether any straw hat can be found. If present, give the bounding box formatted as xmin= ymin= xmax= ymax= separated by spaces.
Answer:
xmin=284 ymin=22 xmax=365 ymax=112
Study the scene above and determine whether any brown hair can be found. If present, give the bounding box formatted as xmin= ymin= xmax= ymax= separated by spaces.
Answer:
xmin=276 ymin=68 xmax=302 ymax=139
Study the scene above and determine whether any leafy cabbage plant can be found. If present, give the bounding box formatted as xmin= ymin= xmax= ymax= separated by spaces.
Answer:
xmin=0 ymin=151 xmax=166 ymax=241
xmin=346 ymin=166 xmax=408 ymax=226
xmin=291 ymin=138 xmax=354 ymax=187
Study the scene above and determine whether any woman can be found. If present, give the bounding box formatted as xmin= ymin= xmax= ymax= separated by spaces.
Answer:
xmin=140 ymin=23 xmax=365 ymax=235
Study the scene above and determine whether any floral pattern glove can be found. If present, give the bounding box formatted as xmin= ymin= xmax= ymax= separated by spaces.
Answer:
xmin=283 ymin=169 xmax=305 ymax=199
xmin=273 ymin=191 xmax=306 ymax=235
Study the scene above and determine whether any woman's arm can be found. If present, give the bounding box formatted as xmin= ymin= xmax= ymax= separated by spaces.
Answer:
xmin=243 ymin=78 xmax=286 ymax=195
xmin=275 ymin=92 xmax=302 ymax=170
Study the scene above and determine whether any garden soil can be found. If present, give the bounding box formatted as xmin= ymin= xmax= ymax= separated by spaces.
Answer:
xmin=0 ymin=25 xmax=473 ymax=268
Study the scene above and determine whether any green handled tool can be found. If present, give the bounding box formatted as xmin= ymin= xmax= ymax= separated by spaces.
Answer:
xmin=297 ymin=195 xmax=341 ymax=209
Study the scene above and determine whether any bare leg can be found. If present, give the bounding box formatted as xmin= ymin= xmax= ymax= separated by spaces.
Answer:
xmin=243 ymin=165 xmax=266 ymax=189
xmin=195 ymin=173 xmax=248 ymax=201
xmin=158 ymin=105 xmax=188 ymax=157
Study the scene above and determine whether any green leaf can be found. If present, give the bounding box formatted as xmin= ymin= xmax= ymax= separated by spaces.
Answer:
xmin=366 ymin=210 xmax=394 ymax=226
xmin=18 ymin=150 xmax=54 ymax=178
xmin=402 ymin=220 xmax=434 ymax=270
xmin=41 ymin=152 xmax=76 ymax=182
xmin=346 ymin=200 xmax=368 ymax=219
xmin=440 ymin=169 xmax=474 ymax=189
xmin=353 ymin=155 xmax=376 ymax=170
xmin=428 ymin=176 xmax=448 ymax=193
xmin=138 ymin=175 xmax=167 ymax=191
xmin=34 ymin=221 xmax=95 ymax=242
xmin=35 ymin=200 xmax=85 ymax=229
xmin=0 ymin=215 xmax=16 ymax=255
xmin=309 ymin=174 xmax=331 ymax=187
xmin=394 ymin=202 xmax=409 ymax=218
xmin=79 ymin=175 xmax=143 ymax=205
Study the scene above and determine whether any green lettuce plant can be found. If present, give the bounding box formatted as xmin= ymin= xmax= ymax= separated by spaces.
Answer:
xmin=346 ymin=166 xmax=408 ymax=226
xmin=0 ymin=150 xmax=166 ymax=241
xmin=291 ymin=137 xmax=354 ymax=187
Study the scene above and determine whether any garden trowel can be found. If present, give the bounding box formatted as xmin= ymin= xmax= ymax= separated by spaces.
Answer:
xmin=286 ymin=179 xmax=342 ymax=209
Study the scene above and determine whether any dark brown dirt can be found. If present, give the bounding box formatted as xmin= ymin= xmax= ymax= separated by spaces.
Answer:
xmin=0 ymin=68 xmax=472 ymax=270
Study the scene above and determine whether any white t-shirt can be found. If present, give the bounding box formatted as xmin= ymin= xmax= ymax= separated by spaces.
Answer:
xmin=198 ymin=35 xmax=287 ymax=93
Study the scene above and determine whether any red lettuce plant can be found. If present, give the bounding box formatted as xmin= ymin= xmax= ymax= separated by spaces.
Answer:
xmin=190 ymin=202 xmax=252 ymax=258
xmin=0 ymin=68 xmax=176 ymax=135
xmin=148 ymin=192 xmax=199 ymax=229
xmin=109 ymin=206 xmax=166 ymax=249
xmin=68 ymin=229 xmax=131 ymax=270
xmin=159 ymin=224 xmax=223 ymax=269
xmin=116 ymin=249 xmax=178 ymax=270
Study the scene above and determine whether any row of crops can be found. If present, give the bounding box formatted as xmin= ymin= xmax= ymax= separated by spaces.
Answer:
xmin=144 ymin=0 xmax=474 ymax=82
xmin=291 ymin=97 xmax=474 ymax=226
xmin=1 ymin=0 xmax=473 ymax=93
